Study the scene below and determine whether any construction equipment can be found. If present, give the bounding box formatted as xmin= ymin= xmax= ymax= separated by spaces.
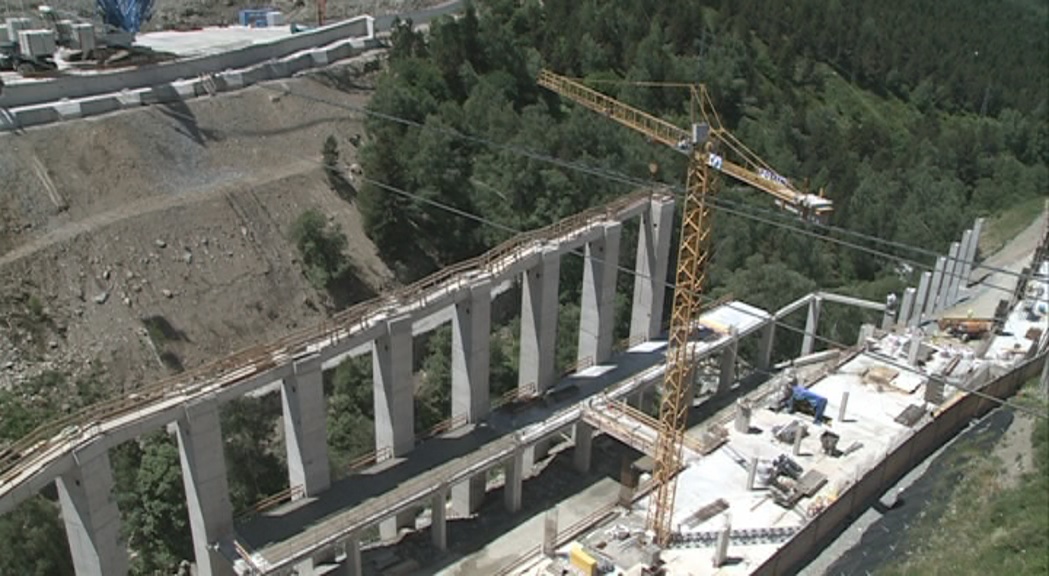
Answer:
xmin=938 ymin=317 xmax=993 ymax=341
xmin=537 ymin=70 xmax=832 ymax=546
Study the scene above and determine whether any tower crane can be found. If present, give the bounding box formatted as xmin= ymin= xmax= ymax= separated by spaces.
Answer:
xmin=537 ymin=69 xmax=832 ymax=546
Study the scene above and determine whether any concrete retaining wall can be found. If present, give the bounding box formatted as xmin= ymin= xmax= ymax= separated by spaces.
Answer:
xmin=0 ymin=16 xmax=372 ymax=109
xmin=753 ymin=353 xmax=1047 ymax=576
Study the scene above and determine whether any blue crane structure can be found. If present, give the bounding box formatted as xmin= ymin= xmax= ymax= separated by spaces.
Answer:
xmin=96 ymin=0 xmax=155 ymax=33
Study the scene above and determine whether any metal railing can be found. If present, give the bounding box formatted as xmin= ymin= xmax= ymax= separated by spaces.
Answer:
xmin=0 ymin=189 xmax=657 ymax=497
xmin=237 ymin=484 xmax=306 ymax=522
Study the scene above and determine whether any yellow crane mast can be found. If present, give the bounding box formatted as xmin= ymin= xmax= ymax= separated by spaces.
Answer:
xmin=537 ymin=69 xmax=832 ymax=546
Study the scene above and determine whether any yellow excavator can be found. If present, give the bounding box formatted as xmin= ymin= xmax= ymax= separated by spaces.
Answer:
xmin=537 ymin=69 xmax=832 ymax=546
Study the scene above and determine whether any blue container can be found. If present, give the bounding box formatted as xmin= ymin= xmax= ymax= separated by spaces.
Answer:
xmin=239 ymin=9 xmax=272 ymax=27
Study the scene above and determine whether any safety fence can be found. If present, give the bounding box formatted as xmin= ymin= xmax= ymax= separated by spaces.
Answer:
xmin=236 ymin=484 xmax=306 ymax=523
xmin=0 ymin=189 xmax=659 ymax=499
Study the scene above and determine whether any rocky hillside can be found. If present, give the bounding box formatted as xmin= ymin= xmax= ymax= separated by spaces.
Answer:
xmin=0 ymin=56 xmax=393 ymax=393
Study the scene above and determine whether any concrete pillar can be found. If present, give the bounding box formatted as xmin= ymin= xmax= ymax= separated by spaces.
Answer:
xmin=940 ymin=242 xmax=961 ymax=310
xmin=282 ymin=355 xmax=330 ymax=498
xmin=713 ymin=519 xmax=731 ymax=567
xmin=175 ymin=399 xmax=234 ymax=576
xmin=520 ymin=247 xmax=560 ymax=394
xmin=911 ymin=272 xmax=932 ymax=327
xmin=925 ymin=257 xmax=946 ymax=316
xmin=961 ymin=219 xmax=985 ymax=285
xmin=380 ymin=509 xmax=415 ymax=541
xmin=573 ymin=421 xmax=593 ymax=473
xmin=838 ymin=392 xmax=850 ymax=422
xmin=717 ymin=333 xmax=738 ymax=394
xmin=374 ymin=315 xmax=414 ymax=457
xmin=578 ymin=223 xmax=622 ymax=365
xmin=453 ymin=279 xmax=491 ymax=423
xmin=758 ymin=320 xmax=775 ymax=371
xmin=746 ymin=457 xmax=759 ymax=490
xmin=57 ymin=447 xmax=127 ymax=576
xmin=898 ymin=287 xmax=916 ymax=328
xmin=431 ymin=487 xmax=448 ymax=551
xmin=954 ymin=229 xmax=973 ymax=299
xmin=908 ymin=329 xmax=922 ymax=366
xmin=345 ymin=536 xmax=362 ymax=576
xmin=451 ymin=474 xmax=486 ymax=517
xmin=801 ymin=296 xmax=822 ymax=356
xmin=504 ymin=448 xmax=524 ymax=513
xmin=630 ymin=197 xmax=675 ymax=342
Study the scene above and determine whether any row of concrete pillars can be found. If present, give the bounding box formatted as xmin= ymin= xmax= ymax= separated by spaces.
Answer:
xmin=893 ymin=218 xmax=985 ymax=328
xmin=52 ymin=198 xmax=679 ymax=576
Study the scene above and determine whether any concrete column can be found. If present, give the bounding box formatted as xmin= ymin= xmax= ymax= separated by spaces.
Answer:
xmin=758 ymin=320 xmax=775 ymax=370
xmin=282 ymin=355 xmax=330 ymax=498
xmin=925 ymin=257 xmax=947 ymax=316
xmin=451 ymin=474 xmax=486 ymax=517
xmin=801 ymin=296 xmax=822 ymax=356
xmin=345 ymin=536 xmax=362 ymax=576
xmin=504 ymin=448 xmax=524 ymax=513
xmin=911 ymin=272 xmax=932 ymax=327
xmin=374 ymin=315 xmax=414 ymax=457
xmin=431 ymin=487 xmax=448 ymax=551
xmin=953 ymin=229 xmax=973 ymax=300
xmin=898 ymin=287 xmax=916 ymax=328
xmin=453 ymin=279 xmax=491 ymax=423
xmin=380 ymin=509 xmax=415 ymax=541
xmin=578 ymin=223 xmax=622 ymax=365
xmin=939 ymin=242 xmax=961 ymax=310
xmin=57 ymin=447 xmax=127 ymax=576
xmin=961 ymin=218 xmax=985 ymax=285
xmin=630 ymin=197 xmax=675 ymax=342
xmin=573 ymin=421 xmax=594 ymax=473
xmin=717 ymin=334 xmax=738 ymax=395
xmin=520 ymin=247 xmax=561 ymax=394
xmin=175 ymin=399 xmax=234 ymax=576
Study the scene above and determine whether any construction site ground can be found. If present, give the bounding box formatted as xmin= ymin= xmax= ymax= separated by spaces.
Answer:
xmin=0 ymin=55 xmax=394 ymax=393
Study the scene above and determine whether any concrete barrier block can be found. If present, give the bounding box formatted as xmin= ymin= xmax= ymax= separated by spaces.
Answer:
xmin=280 ymin=53 xmax=310 ymax=75
xmin=240 ymin=65 xmax=269 ymax=86
xmin=328 ymin=42 xmax=353 ymax=61
xmin=216 ymin=71 xmax=244 ymax=90
xmin=310 ymin=49 xmax=330 ymax=66
xmin=53 ymin=99 xmax=82 ymax=120
xmin=116 ymin=89 xmax=144 ymax=108
xmin=265 ymin=59 xmax=289 ymax=78
xmin=79 ymin=96 xmax=121 ymax=117
xmin=14 ymin=105 xmax=60 ymax=127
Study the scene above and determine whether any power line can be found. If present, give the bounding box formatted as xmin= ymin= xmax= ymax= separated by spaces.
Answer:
xmin=357 ymin=175 xmax=1047 ymax=420
xmin=150 ymin=84 xmax=1044 ymax=417
xmin=264 ymin=82 xmax=1030 ymax=300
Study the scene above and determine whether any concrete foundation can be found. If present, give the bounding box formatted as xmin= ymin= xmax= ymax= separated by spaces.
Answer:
xmin=56 ymin=447 xmax=128 ymax=576
xmin=801 ymin=296 xmax=822 ymax=356
xmin=630 ymin=198 xmax=675 ymax=342
xmin=374 ymin=315 xmax=414 ymax=457
xmin=453 ymin=280 xmax=492 ymax=423
xmin=520 ymin=248 xmax=561 ymax=394
xmin=282 ymin=355 xmax=330 ymax=497
xmin=176 ymin=398 xmax=234 ymax=576
xmin=578 ymin=223 xmax=622 ymax=365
